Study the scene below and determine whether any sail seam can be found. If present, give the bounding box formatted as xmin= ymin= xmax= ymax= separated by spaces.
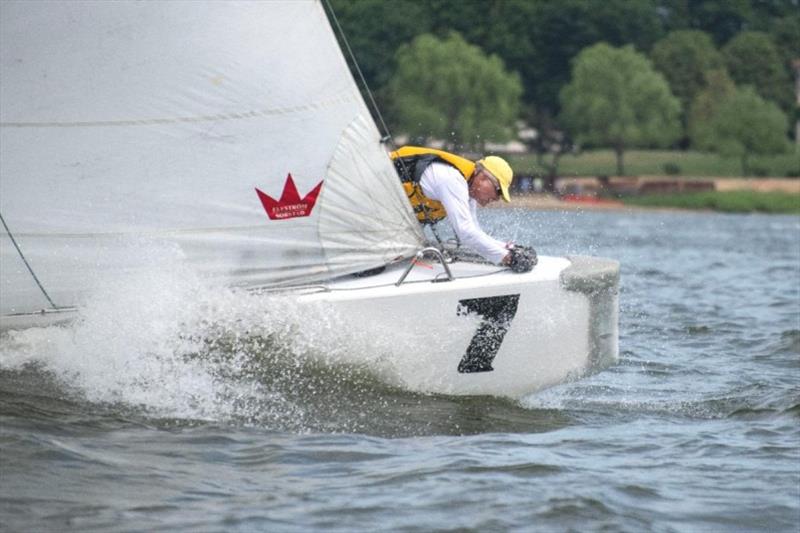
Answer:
xmin=0 ymin=94 xmax=354 ymax=128
xmin=4 ymin=225 xmax=414 ymax=238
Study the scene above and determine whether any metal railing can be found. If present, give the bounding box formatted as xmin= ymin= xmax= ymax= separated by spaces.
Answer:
xmin=395 ymin=247 xmax=454 ymax=286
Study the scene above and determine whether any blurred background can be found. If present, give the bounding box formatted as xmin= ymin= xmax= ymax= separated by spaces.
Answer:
xmin=328 ymin=0 xmax=800 ymax=212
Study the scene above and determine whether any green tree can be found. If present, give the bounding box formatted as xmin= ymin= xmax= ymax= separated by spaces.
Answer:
xmin=722 ymin=31 xmax=793 ymax=113
xmin=326 ymin=0 xmax=433 ymax=129
xmin=388 ymin=32 xmax=522 ymax=151
xmin=330 ymin=0 xmax=666 ymax=154
xmin=770 ymin=14 xmax=800 ymax=142
xmin=650 ymin=30 xmax=723 ymax=119
xmin=773 ymin=14 xmax=800 ymax=71
xmin=658 ymin=0 xmax=753 ymax=45
xmin=559 ymin=43 xmax=681 ymax=175
xmin=518 ymin=0 xmax=665 ymax=118
xmin=688 ymin=69 xmax=736 ymax=150
xmin=327 ymin=0 xmax=432 ymax=90
xmin=706 ymin=87 xmax=790 ymax=175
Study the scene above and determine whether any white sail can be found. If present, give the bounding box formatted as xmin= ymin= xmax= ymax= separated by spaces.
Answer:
xmin=0 ymin=0 xmax=423 ymax=316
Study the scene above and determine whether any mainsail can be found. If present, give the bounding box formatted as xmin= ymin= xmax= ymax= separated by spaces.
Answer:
xmin=0 ymin=0 xmax=423 ymax=317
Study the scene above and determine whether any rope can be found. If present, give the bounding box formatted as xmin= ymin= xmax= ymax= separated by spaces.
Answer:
xmin=323 ymin=0 xmax=396 ymax=151
xmin=0 ymin=211 xmax=59 ymax=309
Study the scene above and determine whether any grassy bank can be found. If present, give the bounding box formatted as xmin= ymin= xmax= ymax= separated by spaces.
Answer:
xmin=509 ymin=149 xmax=800 ymax=178
xmin=621 ymin=190 xmax=800 ymax=214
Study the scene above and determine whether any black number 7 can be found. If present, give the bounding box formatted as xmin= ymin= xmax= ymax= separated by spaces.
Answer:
xmin=456 ymin=294 xmax=520 ymax=373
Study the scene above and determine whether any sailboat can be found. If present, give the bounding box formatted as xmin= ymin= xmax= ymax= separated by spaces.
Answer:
xmin=0 ymin=0 xmax=618 ymax=399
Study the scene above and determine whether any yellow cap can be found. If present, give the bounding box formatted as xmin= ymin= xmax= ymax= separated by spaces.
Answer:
xmin=477 ymin=156 xmax=513 ymax=202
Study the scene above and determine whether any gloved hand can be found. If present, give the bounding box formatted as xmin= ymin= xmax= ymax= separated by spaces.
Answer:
xmin=507 ymin=245 xmax=537 ymax=273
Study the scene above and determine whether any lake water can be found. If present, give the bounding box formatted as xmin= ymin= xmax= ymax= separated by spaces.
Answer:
xmin=1 ymin=208 xmax=798 ymax=532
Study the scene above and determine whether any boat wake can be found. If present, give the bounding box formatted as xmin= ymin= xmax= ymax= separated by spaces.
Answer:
xmin=0 ymin=259 xmax=412 ymax=432
xmin=0 ymin=257 xmax=586 ymax=436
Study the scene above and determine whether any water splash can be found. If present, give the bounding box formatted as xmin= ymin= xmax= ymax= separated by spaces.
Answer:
xmin=0 ymin=249 xmax=397 ymax=430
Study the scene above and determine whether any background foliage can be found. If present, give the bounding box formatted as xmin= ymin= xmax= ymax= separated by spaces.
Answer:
xmin=559 ymin=44 xmax=681 ymax=175
xmin=328 ymin=0 xmax=798 ymax=175
xmin=706 ymin=87 xmax=791 ymax=175
xmin=388 ymin=32 xmax=522 ymax=150
xmin=722 ymin=31 xmax=794 ymax=113
xmin=650 ymin=30 xmax=723 ymax=128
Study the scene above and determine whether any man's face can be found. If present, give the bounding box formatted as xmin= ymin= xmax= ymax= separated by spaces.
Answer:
xmin=469 ymin=168 xmax=501 ymax=207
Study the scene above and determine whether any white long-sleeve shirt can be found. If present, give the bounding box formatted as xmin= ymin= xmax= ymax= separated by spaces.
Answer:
xmin=419 ymin=162 xmax=508 ymax=264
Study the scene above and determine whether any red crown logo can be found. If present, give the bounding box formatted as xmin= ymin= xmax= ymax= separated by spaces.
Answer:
xmin=255 ymin=174 xmax=323 ymax=220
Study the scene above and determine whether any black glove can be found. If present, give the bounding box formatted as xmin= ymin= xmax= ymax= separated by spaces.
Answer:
xmin=508 ymin=245 xmax=537 ymax=273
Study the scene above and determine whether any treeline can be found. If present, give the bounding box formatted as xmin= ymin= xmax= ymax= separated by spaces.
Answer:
xmin=327 ymin=0 xmax=799 ymax=176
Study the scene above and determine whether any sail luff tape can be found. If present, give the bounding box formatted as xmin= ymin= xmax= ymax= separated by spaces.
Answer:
xmin=0 ymin=211 xmax=59 ymax=309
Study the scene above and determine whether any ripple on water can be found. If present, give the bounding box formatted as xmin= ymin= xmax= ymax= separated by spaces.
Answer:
xmin=1 ymin=210 xmax=799 ymax=532
xmin=460 ymin=462 xmax=565 ymax=478
xmin=777 ymin=329 xmax=800 ymax=354
xmin=616 ymin=484 xmax=662 ymax=500
xmin=538 ymin=497 xmax=615 ymax=521
xmin=637 ymin=268 xmax=681 ymax=283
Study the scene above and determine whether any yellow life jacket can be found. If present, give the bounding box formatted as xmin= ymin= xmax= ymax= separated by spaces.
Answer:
xmin=389 ymin=146 xmax=476 ymax=224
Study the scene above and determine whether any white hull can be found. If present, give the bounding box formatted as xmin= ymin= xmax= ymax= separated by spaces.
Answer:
xmin=0 ymin=255 xmax=619 ymax=400
xmin=291 ymin=255 xmax=619 ymax=399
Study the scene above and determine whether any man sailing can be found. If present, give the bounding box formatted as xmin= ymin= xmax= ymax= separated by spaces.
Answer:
xmin=391 ymin=146 xmax=535 ymax=273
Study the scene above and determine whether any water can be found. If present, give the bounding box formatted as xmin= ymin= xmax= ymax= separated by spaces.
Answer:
xmin=1 ymin=209 xmax=798 ymax=532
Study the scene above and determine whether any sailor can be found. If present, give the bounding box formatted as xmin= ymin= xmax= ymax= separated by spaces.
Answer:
xmin=390 ymin=146 xmax=535 ymax=273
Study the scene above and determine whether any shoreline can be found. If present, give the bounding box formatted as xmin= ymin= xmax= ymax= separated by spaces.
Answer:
xmin=553 ymin=176 xmax=800 ymax=194
xmin=493 ymin=193 xmax=800 ymax=214
xmin=492 ymin=177 xmax=800 ymax=213
xmin=492 ymin=194 xmax=652 ymax=212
